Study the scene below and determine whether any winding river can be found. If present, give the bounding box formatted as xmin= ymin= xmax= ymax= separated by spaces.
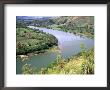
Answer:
xmin=16 ymin=26 xmax=94 ymax=74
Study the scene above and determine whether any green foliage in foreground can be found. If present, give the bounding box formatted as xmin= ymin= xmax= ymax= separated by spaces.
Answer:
xmin=22 ymin=63 xmax=35 ymax=74
xmin=22 ymin=47 xmax=94 ymax=74
xmin=39 ymin=48 xmax=94 ymax=74
xmin=16 ymin=28 xmax=58 ymax=55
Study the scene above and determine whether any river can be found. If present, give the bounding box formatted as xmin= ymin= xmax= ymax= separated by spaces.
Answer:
xmin=16 ymin=26 xmax=94 ymax=74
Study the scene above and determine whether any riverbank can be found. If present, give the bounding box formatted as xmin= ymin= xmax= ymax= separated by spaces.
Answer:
xmin=38 ymin=48 xmax=94 ymax=74
xmin=17 ymin=46 xmax=60 ymax=62
xmin=22 ymin=47 xmax=94 ymax=74
xmin=48 ymin=27 xmax=93 ymax=39
xmin=16 ymin=27 xmax=58 ymax=62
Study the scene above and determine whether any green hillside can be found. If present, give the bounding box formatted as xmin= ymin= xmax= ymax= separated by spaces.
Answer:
xmin=16 ymin=22 xmax=58 ymax=55
xmin=49 ymin=16 xmax=94 ymax=38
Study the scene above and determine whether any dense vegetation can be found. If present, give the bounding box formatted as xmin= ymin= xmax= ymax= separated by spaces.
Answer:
xmin=22 ymin=47 xmax=94 ymax=74
xmin=16 ymin=22 xmax=58 ymax=55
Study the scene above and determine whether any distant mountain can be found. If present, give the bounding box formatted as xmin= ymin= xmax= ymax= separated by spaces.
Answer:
xmin=16 ymin=16 xmax=32 ymax=20
xmin=52 ymin=16 xmax=94 ymax=27
xmin=16 ymin=16 xmax=54 ymax=20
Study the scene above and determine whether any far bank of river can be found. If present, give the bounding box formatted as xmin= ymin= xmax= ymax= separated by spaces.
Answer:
xmin=16 ymin=26 xmax=94 ymax=74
